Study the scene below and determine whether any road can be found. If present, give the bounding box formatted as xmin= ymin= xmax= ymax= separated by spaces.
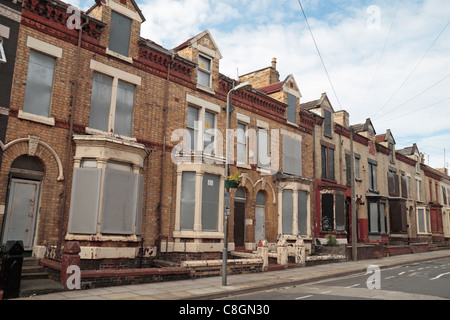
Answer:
xmin=220 ymin=257 xmax=450 ymax=300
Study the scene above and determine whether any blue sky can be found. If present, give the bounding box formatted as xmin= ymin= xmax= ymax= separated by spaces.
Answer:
xmin=75 ymin=0 xmax=450 ymax=170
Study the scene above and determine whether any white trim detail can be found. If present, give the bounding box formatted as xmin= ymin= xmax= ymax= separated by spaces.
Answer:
xmin=0 ymin=135 xmax=64 ymax=181
xmin=107 ymin=0 xmax=143 ymax=22
xmin=26 ymin=36 xmax=62 ymax=58
xmin=90 ymin=59 xmax=141 ymax=85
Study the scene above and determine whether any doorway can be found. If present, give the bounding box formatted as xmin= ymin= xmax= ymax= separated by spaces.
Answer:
xmin=1 ymin=156 xmax=44 ymax=251
xmin=233 ymin=188 xmax=246 ymax=250
xmin=255 ymin=191 xmax=266 ymax=243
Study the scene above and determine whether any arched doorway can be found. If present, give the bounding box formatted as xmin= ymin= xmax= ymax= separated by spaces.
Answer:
xmin=1 ymin=155 xmax=44 ymax=251
xmin=255 ymin=191 xmax=266 ymax=243
xmin=233 ymin=188 xmax=246 ymax=250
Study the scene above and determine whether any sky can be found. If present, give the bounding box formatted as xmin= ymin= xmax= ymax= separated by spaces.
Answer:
xmin=75 ymin=0 xmax=450 ymax=170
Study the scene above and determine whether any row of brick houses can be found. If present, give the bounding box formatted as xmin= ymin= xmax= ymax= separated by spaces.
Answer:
xmin=0 ymin=0 xmax=449 ymax=284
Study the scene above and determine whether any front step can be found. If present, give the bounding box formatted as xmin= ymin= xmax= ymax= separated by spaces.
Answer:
xmin=21 ymin=258 xmax=49 ymax=280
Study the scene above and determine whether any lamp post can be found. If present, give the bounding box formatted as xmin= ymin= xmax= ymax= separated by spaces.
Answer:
xmin=222 ymin=81 xmax=252 ymax=287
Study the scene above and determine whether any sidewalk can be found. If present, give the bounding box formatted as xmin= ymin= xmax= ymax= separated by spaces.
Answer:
xmin=16 ymin=249 xmax=450 ymax=301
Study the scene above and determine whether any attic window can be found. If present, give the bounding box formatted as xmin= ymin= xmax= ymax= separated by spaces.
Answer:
xmin=0 ymin=38 xmax=6 ymax=63
xmin=109 ymin=11 xmax=132 ymax=57
xmin=323 ymin=109 xmax=332 ymax=137
xmin=198 ymin=54 xmax=212 ymax=88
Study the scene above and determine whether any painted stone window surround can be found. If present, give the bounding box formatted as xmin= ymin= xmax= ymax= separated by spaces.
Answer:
xmin=18 ymin=36 xmax=62 ymax=126
xmin=87 ymin=59 xmax=141 ymax=140
xmin=105 ymin=0 xmax=143 ymax=63
xmin=277 ymin=181 xmax=311 ymax=239
xmin=174 ymin=163 xmax=225 ymax=251
xmin=66 ymin=135 xmax=148 ymax=244
xmin=193 ymin=37 xmax=221 ymax=94
xmin=184 ymin=94 xmax=222 ymax=159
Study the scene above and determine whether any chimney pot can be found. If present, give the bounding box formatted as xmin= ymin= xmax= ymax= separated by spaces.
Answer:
xmin=271 ymin=58 xmax=277 ymax=69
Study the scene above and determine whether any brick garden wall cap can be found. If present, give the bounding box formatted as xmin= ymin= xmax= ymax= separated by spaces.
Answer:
xmin=63 ymin=241 xmax=81 ymax=254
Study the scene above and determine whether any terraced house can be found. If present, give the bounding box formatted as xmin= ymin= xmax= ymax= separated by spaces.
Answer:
xmin=0 ymin=0 xmax=449 ymax=290
xmin=0 ymin=0 xmax=318 ymax=283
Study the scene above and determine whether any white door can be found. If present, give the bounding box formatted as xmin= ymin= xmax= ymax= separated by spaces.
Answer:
xmin=2 ymin=178 xmax=41 ymax=250
xmin=255 ymin=206 xmax=265 ymax=243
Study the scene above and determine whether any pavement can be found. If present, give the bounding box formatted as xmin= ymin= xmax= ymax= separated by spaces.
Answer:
xmin=15 ymin=249 xmax=450 ymax=301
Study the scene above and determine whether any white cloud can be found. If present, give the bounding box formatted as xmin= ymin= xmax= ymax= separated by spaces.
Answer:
xmin=135 ymin=0 xmax=450 ymax=170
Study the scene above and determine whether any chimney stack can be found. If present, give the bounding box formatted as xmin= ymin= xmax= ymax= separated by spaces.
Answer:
xmin=271 ymin=57 xmax=277 ymax=70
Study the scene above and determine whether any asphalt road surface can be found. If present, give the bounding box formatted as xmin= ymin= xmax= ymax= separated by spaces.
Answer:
xmin=221 ymin=257 xmax=450 ymax=300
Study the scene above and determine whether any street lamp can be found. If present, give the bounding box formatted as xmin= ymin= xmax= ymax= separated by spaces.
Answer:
xmin=222 ymin=81 xmax=252 ymax=287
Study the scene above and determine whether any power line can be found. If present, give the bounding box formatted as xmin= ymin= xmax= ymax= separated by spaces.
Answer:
xmin=361 ymin=0 xmax=402 ymax=112
xmin=374 ymin=73 xmax=450 ymax=121
xmin=297 ymin=0 xmax=343 ymax=110
xmin=376 ymin=96 xmax=450 ymax=124
xmin=372 ymin=19 xmax=450 ymax=118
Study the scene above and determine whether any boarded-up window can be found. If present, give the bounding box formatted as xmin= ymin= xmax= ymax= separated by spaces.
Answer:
xmin=23 ymin=50 xmax=56 ymax=117
xmin=258 ymin=129 xmax=270 ymax=169
xmin=201 ymin=174 xmax=220 ymax=231
xmin=368 ymin=160 xmax=377 ymax=191
xmin=180 ymin=172 xmax=196 ymax=230
xmin=298 ymin=191 xmax=308 ymax=235
xmin=187 ymin=106 xmax=199 ymax=151
xmin=68 ymin=168 xmax=101 ymax=235
xmin=401 ymin=175 xmax=408 ymax=198
xmin=369 ymin=202 xmax=379 ymax=233
xmin=323 ymin=109 xmax=332 ymax=137
xmin=443 ymin=187 xmax=448 ymax=205
xmin=282 ymin=190 xmax=293 ymax=234
xmin=203 ymin=111 xmax=215 ymax=153
xmin=89 ymin=72 xmax=113 ymax=133
xmin=345 ymin=153 xmax=351 ymax=185
xmin=335 ymin=195 xmax=345 ymax=232
xmin=114 ymin=80 xmax=135 ymax=137
xmin=417 ymin=208 xmax=430 ymax=233
xmin=109 ymin=11 xmax=132 ymax=57
xmin=321 ymin=146 xmax=335 ymax=180
xmin=283 ymin=136 xmax=302 ymax=176
xmin=388 ymin=169 xmax=400 ymax=197
xmin=389 ymin=200 xmax=407 ymax=233
xmin=380 ymin=203 xmax=386 ymax=234
xmin=321 ymin=194 xmax=334 ymax=231
xmin=355 ymin=154 xmax=360 ymax=180
xmin=101 ymin=168 xmax=138 ymax=235
xmin=237 ymin=123 xmax=247 ymax=164
xmin=287 ymin=93 xmax=297 ymax=123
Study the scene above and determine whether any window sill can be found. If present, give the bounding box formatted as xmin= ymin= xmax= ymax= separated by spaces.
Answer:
xmin=85 ymin=127 xmax=137 ymax=143
xmin=286 ymin=120 xmax=298 ymax=127
xmin=196 ymin=83 xmax=215 ymax=95
xmin=65 ymin=233 xmax=140 ymax=242
xmin=257 ymin=167 xmax=272 ymax=175
xmin=18 ymin=110 xmax=55 ymax=126
xmin=237 ymin=163 xmax=251 ymax=170
xmin=105 ymin=48 xmax=133 ymax=64
xmin=173 ymin=230 xmax=223 ymax=239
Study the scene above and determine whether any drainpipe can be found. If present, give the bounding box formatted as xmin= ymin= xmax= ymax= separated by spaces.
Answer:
xmin=157 ymin=52 xmax=175 ymax=259
xmin=57 ymin=19 xmax=88 ymax=255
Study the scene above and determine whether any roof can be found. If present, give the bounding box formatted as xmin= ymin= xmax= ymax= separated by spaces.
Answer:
xmin=300 ymin=100 xmax=320 ymax=110
xmin=173 ymin=30 xmax=223 ymax=59
xmin=87 ymin=0 xmax=146 ymax=23
xmin=259 ymin=81 xmax=283 ymax=95
xmin=397 ymin=143 xmax=419 ymax=156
